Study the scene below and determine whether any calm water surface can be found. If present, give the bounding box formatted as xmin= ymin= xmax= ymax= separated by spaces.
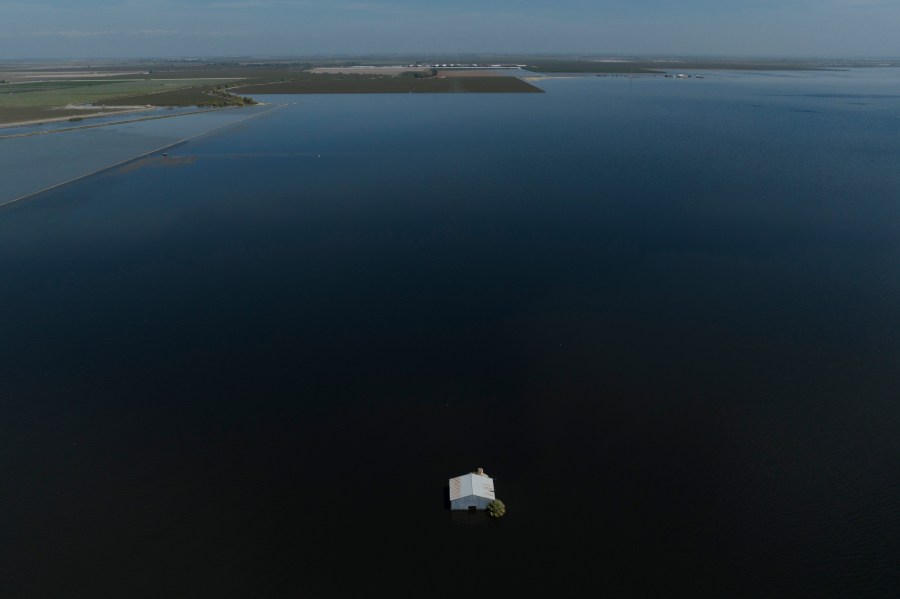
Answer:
xmin=1 ymin=69 xmax=899 ymax=596
xmin=0 ymin=106 xmax=274 ymax=205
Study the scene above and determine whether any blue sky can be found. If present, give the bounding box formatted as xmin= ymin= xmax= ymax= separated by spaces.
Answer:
xmin=1 ymin=0 xmax=898 ymax=59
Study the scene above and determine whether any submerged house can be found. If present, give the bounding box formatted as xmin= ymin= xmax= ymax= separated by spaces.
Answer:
xmin=449 ymin=467 xmax=495 ymax=511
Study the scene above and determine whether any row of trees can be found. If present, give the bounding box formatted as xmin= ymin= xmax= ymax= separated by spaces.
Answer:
xmin=200 ymin=88 xmax=257 ymax=107
xmin=401 ymin=68 xmax=438 ymax=79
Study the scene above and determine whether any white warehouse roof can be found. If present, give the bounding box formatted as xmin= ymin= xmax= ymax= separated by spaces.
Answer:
xmin=449 ymin=468 xmax=495 ymax=501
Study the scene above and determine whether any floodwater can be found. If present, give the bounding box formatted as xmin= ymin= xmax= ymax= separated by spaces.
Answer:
xmin=1 ymin=68 xmax=899 ymax=596
xmin=0 ymin=105 xmax=276 ymax=206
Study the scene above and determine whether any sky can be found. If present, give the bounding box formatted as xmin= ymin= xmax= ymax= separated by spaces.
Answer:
xmin=0 ymin=0 xmax=898 ymax=60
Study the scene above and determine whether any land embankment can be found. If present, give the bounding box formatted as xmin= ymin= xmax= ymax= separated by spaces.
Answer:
xmin=0 ymin=74 xmax=247 ymax=126
xmin=0 ymin=104 xmax=282 ymax=207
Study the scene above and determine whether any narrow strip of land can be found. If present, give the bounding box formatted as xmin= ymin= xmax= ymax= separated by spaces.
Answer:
xmin=0 ymin=106 xmax=244 ymax=140
xmin=0 ymin=104 xmax=284 ymax=209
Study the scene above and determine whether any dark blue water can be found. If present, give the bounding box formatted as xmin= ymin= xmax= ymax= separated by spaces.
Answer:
xmin=2 ymin=69 xmax=899 ymax=597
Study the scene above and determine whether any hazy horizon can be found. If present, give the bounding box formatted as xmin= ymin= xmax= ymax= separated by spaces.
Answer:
xmin=4 ymin=52 xmax=900 ymax=64
xmin=1 ymin=0 xmax=898 ymax=60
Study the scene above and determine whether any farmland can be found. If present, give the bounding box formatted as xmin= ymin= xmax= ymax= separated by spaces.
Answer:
xmin=5 ymin=54 xmax=888 ymax=126
xmin=0 ymin=61 xmax=544 ymax=125
xmin=0 ymin=76 xmax=242 ymax=126
xmin=96 ymin=83 xmax=257 ymax=108
xmin=230 ymin=75 xmax=543 ymax=94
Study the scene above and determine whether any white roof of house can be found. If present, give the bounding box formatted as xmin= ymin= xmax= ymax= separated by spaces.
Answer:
xmin=449 ymin=471 xmax=495 ymax=501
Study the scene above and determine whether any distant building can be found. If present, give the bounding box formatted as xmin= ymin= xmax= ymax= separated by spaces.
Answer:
xmin=449 ymin=467 xmax=495 ymax=511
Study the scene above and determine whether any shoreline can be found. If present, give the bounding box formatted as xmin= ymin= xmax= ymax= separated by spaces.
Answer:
xmin=0 ymin=101 xmax=270 ymax=140
xmin=0 ymin=106 xmax=156 ymax=130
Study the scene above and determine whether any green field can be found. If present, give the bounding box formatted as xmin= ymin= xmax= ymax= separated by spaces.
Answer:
xmin=0 ymin=106 xmax=134 ymax=126
xmin=0 ymin=78 xmax=235 ymax=107
xmin=0 ymin=78 xmax=237 ymax=125
xmin=0 ymin=80 xmax=123 ymax=93
xmin=96 ymin=84 xmax=256 ymax=108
